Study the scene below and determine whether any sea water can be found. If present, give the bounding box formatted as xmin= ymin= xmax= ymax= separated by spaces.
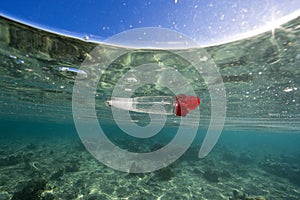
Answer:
xmin=0 ymin=15 xmax=299 ymax=199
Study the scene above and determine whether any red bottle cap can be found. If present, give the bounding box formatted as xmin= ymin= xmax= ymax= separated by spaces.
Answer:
xmin=174 ymin=94 xmax=201 ymax=117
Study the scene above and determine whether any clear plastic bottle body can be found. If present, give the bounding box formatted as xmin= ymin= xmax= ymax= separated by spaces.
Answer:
xmin=107 ymin=96 xmax=175 ymax=115
xmin=132 ymin=96 xmax=175 ymax=115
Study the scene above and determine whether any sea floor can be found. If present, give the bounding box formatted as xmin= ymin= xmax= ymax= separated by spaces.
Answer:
xmin=0 ymin=123 xmax=300 ymax=200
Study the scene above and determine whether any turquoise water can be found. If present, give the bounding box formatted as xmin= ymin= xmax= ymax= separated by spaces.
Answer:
xmin=0 ymin=15 xmax=300 ymax=199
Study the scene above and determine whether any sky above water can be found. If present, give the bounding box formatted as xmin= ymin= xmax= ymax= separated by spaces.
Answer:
xmin=1 ymin=0 xmax=300 ymax=46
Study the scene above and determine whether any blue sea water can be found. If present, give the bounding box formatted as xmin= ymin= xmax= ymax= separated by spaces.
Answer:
xmin=0 ymin=15 xmax=300 ymax=199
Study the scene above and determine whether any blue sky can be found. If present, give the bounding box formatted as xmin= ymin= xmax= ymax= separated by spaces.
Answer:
xmin=1 ymin=0 xmax=300 ymax=46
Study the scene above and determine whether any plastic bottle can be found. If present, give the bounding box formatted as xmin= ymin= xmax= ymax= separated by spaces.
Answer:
xmin=106 ymin=94 xmax=200 ymax=117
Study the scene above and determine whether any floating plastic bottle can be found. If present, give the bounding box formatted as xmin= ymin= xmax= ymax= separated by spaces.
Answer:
xmin=106 ymin=94 xmax=200 ymax=117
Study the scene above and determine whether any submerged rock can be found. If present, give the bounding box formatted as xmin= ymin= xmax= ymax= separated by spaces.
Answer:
xmin=12 ymin=178 xmax=46 ymax=200
xmin=0 ymin=154 xmax=22 ymax=166
xmin=156 ymin=166 xmax=176 ymax=181
xmin=202 ymin=169 xmax=232 ymax=182
xmin=203 ymin=169 xmax=220 ymax=182
xmin=230 ymin=190 xmax=265 ymax=200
